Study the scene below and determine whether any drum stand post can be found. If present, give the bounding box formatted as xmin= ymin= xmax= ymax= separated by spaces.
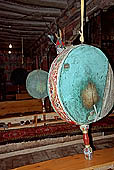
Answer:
xmin=42 ymin=98 xmax=46 ymax=122
xmin=80 ymin=124 xmax=92 ymax=160
xmin=42 ymin=98 xmax=46 ymax=113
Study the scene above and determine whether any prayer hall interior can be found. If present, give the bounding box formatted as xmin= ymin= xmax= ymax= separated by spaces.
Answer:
xmin=0 ymin=0 xmax=114 ymax=170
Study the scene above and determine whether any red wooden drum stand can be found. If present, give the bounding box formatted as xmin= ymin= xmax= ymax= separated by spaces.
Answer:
xmin=80 ymin=124 xmax=92 ymax=160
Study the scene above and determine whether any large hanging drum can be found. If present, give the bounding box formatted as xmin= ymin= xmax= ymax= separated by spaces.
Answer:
xmin=26 ymin=69 xmax=48 ymax=99
xmin=48 ymin=44 xmax=114 ymax=125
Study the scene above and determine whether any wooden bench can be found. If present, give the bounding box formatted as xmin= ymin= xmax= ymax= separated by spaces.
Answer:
xmin=0 ymin=98 xmax=113 ymax=130
xmin=16 ymin=93 xmax=32 ymax=100
xmin=11 ymin=147 xmax=114 ymax=170
xmin=0 ymin=111 xmax=64 ymax=130
xmin=0 ymin=99 xmax=42 ymax=117
xmin=0 ymin=99 xmax=63 ymax=130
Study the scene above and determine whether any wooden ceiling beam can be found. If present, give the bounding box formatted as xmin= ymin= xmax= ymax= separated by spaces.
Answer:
xmin=0 ymin=28 xmax=45 ymax=35
xmin=0 ymin=10 xmax=24 ymax=19
xmin=4 ymin=0 xmax=67 ymax=9
xmin=0 ymin=1 xmax=62 ymax=16
xmin=0 ymin=18 xmax=51 ymax=27
xmin=0 ymin=33 xmax=40 ymax=40
xmin=0 ymin=24 xmax=48 ymax=31
xmin=0 ymin=10 xmax=56 ymax=23
xmin=0 ymin=36 xmax=39 ymax=41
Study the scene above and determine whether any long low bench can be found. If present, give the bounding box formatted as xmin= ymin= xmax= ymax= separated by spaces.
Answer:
xmin=0 ymin=111 xmax=64 ymax=130
xmin=11 ymin=147 xmax=114 ymax=170
xmin=0 ymin=98 xmax=113 ymax=130
xmin=0 ymin=99 xmax=42 ymax=117
xmin=0 ymin=99 xmax=63 ymax=130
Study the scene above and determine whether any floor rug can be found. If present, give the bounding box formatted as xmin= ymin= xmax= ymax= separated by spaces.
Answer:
xmin=0 ymin=116 xmax=114 ymax=144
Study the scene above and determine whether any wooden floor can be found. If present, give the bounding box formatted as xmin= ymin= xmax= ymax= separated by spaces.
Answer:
xmin=11 ymin=147 xmax=114 ymax=170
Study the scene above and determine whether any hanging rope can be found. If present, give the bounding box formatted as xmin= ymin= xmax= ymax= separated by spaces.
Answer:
xmin=79 ymin=0 xmax=84 ymax=43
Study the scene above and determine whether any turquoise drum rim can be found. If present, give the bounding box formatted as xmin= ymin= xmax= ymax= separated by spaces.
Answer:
xmin=48 ymin=46 xmax=76 ymax=124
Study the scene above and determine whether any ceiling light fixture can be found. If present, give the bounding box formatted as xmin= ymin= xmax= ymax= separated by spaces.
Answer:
xmin=9 ymin=43 xmax=12 ymax=48
xmin=8 ymin=51 xmax=11 ymax=54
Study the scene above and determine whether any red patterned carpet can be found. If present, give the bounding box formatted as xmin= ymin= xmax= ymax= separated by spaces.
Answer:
xmin=0 ymin=116 xmax=114 ymax=144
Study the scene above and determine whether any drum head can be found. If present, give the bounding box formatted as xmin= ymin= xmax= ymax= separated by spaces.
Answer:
xmin=58 ymin=45 xmax=114 ymax=124
xmin=26 ymin=69 xmax=48 ymax=99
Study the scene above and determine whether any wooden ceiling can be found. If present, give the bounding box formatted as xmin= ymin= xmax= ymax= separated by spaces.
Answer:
xmin=0 ymin=0 xmax=113 ymax=53
xmin=0 ymin=0 xmax=70 ymax=52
